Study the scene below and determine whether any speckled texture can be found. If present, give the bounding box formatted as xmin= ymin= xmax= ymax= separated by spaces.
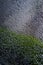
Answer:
xmin=0 ymin=0 xmax=43 ymax=40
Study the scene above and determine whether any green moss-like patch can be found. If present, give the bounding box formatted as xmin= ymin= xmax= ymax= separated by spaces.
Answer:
xmin=0 ymin=27 xmax=43 ymax=65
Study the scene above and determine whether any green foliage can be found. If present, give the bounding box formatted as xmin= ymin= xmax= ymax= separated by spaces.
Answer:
xmin=0 ymin=27 xmax=43 ymax=65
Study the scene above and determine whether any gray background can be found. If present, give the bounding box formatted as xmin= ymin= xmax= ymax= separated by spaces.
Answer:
xmin=0 ymin=0 xmax=43 ymax=40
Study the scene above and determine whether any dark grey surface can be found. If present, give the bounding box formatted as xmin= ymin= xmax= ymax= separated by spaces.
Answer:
xmin=0 ymin=0 xmax=43 ymax=40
